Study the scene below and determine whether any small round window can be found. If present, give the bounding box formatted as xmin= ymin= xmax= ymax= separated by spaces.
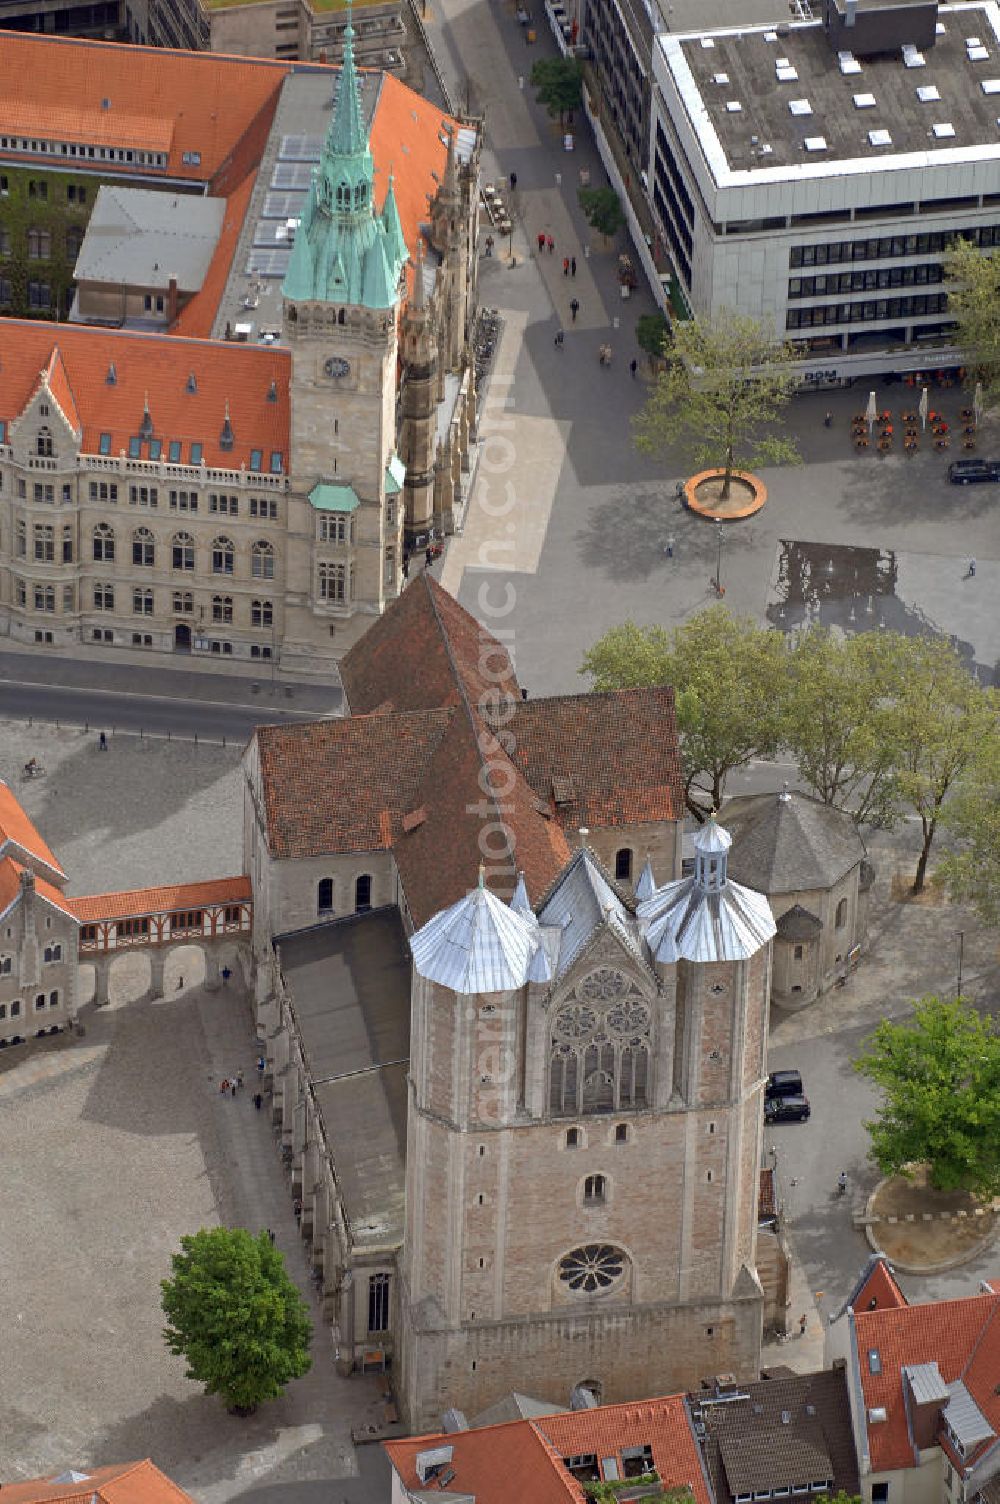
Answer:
xmin=558 ymin=1243 xmax=625 ymax=1293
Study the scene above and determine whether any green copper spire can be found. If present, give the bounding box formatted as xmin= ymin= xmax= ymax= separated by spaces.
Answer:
xmin=282 ymin=6 xmax=408 ymax=309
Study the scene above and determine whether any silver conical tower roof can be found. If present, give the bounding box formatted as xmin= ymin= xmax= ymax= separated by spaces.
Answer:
xmin=411 ymin=875 xmax=542 ymax=993
xmin=509 ymin=873 xmax=553 ymax=983
xmin=637 ymin=816 xmax=775 ymax=963
xmin=634 ymin=854 xmax=656 ymax=903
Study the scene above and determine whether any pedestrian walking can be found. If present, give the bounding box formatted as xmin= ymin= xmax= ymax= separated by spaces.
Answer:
xmin=665 ymin=535 xmax=675 ymax=559
xmin=425 ymin=545 xmax=433 ymax=569
xmin=177 ymin=975 xmax=184 ymax=990
xmin=231 ymin=1080 xmax=237 ymax=1098
xmin=98 ymin=730 xmax=108 ymax=751
xmin=546 ymin=234 xmax=554 ymax=254
xmin=293 ymin=1198 xmax=302 ymax=1225
xmin=968 ymin=558 xmax=977 ymax=577
xmin=254 ymin=1092 xmax=263 ymax=1111
xmin=570 ymin=297 xmax=580 ymax=322
xmin=570 ymin=256 xmax=577 ymax=276
xmin=629 ymin=358 xmax=638 ymax=379
xmin=221 ymin=965 xmax=231 ymax=985
xmin=798 ymin=1314 xmax=808 ymax=1337
xmin=257 ymin=1054 xmax=266 ymax=1076
xmin=402 ymin=551 xmax=410 ymax=579
xmin=484 ymin=234 xmax=494 ymax=257
xmin=267 ymin=1228 xmax=275 ymax=1244
xmin=220 ymin=1078 xmax=229 ymax=1094
xmin=554 ymin=330 xmax=564 ymax=348
xmin=562 ymin=256 xmax=569 ymax=276
xmin=236 ymin=1068 xmax=244 ymax=1089
xmin=537 ymin=231 xmax=545 ymax=253
xmin=509 ymin=171 xmax=518 ymax=191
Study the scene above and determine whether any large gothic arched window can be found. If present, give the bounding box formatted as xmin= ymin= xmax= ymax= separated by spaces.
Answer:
xmin=549 ymin=969 xmax=651 ymax=1118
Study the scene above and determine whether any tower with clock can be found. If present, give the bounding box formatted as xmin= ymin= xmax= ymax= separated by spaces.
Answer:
xmin=398 ymin=820 xmax=776 ymax=1432
xmin=279 ymin=14 xmax=409 ymax=655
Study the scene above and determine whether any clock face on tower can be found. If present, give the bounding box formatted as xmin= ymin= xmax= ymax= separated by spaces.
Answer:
xmin=324 ymin=356 xmax=350 ymax=379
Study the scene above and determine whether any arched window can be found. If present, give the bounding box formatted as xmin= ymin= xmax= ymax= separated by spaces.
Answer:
xmin=835 ymin=897 xmax=848 ymax=929
xmin=355 ymin=874 xmax=372 ymax=913
xmin=132 ymin=526 xmax=155 ymax=567
xmin=583 ymin=1174 xmax=607 ymax=1205
xmin=317 ymin=878 xmax=334 ymax=915
xmin=93 ymin=522 xmax=115 ymax=562
xmin=251 ymin=539 xmax=275 ymax=579
xmin=211 ymin=536 xmax=234 ymax=575
xmin=172 ymin=532 xmax=194 ymax=571
xmin=36 ymin=426 xmax=53 ymax=457
xmin=615 ymin=848 xmax=632 ymax=882
xmin=212 ymin=594 xmax=233 ymax=624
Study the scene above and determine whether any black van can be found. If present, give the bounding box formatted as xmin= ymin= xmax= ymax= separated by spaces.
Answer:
xmin=948 ymin=459 xmax=1000 ymax=485
xmin=766 ymin=1069 xmax=804 ymax=1099
xmin=765 ymin=1095 xmax=811 ymax=1124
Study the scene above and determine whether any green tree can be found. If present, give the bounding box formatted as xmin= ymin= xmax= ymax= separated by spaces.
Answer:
xmin=578 ymin=186 xmax=625 ymax=243
xmin=881 ymin=637 xmax=996 ymax=893
xmin=161 ymin=1227 xmax=312 ymax=1415
xmin=633 ymin=311 xmax=799 ymax=501
xmin=782 ymin=626 xmax=901 ymax=827
xmin=580 ymin=607 xmax=787 ymax=818
xmin=938 ymin=737 xmax=1000 ymax=924
xmin=530 ymin=57 xmax=583 ymax=125
xmin=943 ymin=236 xmax=1000 ymax=401
xmin=636 ymin=311 xmax=671 ymax=365
xmin=854 ymin=996 xmax=1000 ymax=1197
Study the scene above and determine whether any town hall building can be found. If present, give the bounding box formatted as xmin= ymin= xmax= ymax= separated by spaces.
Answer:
xmin=245 ymin=576 xmax=778 ymax=1431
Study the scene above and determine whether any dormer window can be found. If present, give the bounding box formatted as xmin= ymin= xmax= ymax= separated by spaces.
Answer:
xmin=99 ymin=432 xmax=112 ymax=455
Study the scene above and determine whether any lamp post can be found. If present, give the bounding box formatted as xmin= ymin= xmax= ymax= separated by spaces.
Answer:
xmin=715 ymin=521 xmax=725 ymax=595
xmin=957 ymin=929 xmax=965 ymax=998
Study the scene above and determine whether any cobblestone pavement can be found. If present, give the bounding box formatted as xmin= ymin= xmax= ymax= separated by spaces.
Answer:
xmin=1 ymin=720 xmax=243 ymax=896
xmin=0 ymin=973 xmax=384 ymax=1499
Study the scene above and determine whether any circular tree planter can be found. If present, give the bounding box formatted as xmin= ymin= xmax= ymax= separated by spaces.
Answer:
xmin=683 ymin=468 xmax=767 ymax=522
xmin=865 ymin=1165 xmax=997 ymax=1274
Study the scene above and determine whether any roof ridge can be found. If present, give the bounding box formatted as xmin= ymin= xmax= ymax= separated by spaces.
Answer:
xmin=959 ymin=1293 xmax=1000 ymax=1386
xmin=0 ymin=26 xmax=293 ymax=71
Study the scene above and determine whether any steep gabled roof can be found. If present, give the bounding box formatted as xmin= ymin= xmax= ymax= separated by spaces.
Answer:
xmin=855 ymin=1284 xmax=1000 ymax=1472
xmin=340 ymin=573 xmax=519 ymax=714
xmin=0 ymin=858 xmax=76 ymax=920
xmin=45 ymin=347 xmax=82 ymax=435
xmin=535 ymin=1395 xmax=712 ymax=1504
xmin=0 ymin=321 xmax=289 ymax=472
xmin=0 ymin=1459 xmax=195 ymax=1504
xmin=0 ymin=780 xmax=66 ymax=884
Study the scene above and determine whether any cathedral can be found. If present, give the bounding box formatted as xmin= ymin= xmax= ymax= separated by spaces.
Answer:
xmin=246 ymin=577 xmax=778 ymax=1431
xmin=0 ymin=28 xmax=480 ymax=668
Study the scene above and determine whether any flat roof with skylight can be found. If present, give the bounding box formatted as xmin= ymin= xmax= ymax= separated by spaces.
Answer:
xmin=664 ymin=0 xmax=1000 ymax=181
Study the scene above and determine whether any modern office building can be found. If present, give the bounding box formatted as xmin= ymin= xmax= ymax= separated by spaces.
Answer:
xmin=145 ymin=0 xmax=404 ymax=70
xmin=648 ymin=0 xmax=1000 ymax=381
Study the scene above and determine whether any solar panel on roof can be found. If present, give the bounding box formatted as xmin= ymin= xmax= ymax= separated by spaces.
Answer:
xmin=969 ymin=45 xmax=990 ymax=60
xmin=279 ymin=134 xmax=323 ymax=161
xmin=983 ymin=79 xmax=1000 ymax=94
xmin=932 ymin=122 xmax=956 ymax=138
xmin=246 ymin=248 xmax=291 ymax=278
xmin=776 ymin=65 xmax=798 ymax=81
xmin=263 ymin=191 xmax=307 ymax=219
xmin=868 ymin=129 xmax=892 ymax=146
xmin=854 ymin=93 xmax=877 ymax=108
xmin=916 ymin=85 xmax=941 ymax=102
xmin=272 ymin=162 xmax=315 ymax=190
xmin=254 ymin=221 xmax=296 ymax=248
xmin=804 ymin=136 xmax=827 ymax=151
xmin=789 ymin=99 xmax=812 ymax=116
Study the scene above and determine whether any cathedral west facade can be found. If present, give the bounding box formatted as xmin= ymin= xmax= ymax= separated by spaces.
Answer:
xmin=0 ymin=28 xmax=480 ymax=670
xmin=245 ymin=575 xmax=777 ymax=1431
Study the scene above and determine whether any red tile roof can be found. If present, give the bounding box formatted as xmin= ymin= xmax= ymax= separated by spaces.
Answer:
xmin=68 ymin=875 xmax=250 ymax=924
xmin=0 ymin=1459 xmax=196 ymax=1504
xmin=45 ymin=346 xmax=82 ymax=435
xmin=171 ymin=170 xmax=259 ymax=340
xmin=0 ymin=31 xmax=288 ymax=183
xmin=504 ymin=688 xmax=684 ymax=829
xmin=370 ymin=75 xmax=456 ymax=287
xmin=0 ymin=779 xmax=65 ymax=882
xmin=855 ymin=1284 xmax=1000 ymax=1472
xmin=385 ymin=1395 xmax=710 ymax=1504
xmin=0 ymin=857 xmax=75 ymax=919
xmin=0 ymin=321 xmax=289 ymax=472
xmin=852 ymin=1258 xmax=907 ymax=1314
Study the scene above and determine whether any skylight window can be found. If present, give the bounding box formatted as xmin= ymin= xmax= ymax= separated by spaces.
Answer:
xmin=713 ymin=72 xmax=730 ymax=84
xmin=776 ymin=65 xmax=799 ymax=82
xmin=190 ymin=442 xmax=203 ymax=464
xmin=726 ymin=100 xmax=742 ymax=113
xmin=854 ymin=93 xmax=877 ymax=108
xmin=916 ymin=85 xmax=940 ymax=102
xmin=270 ymin=451 xmax=284 ymax=474
xmin=168 ymin=440 xmax=181 ymax=463
xmin=128 ymin=436 xmax=141 ymax=458
xmin=967 ymin=36 xmax=983 ymax=47
xmin=804 ymin=137 xmax=827 ymax=151
xmin=902 ymin=44 xmax=925 ymax=67
xmin=983 ymin=79 xmax=1000 ymax=94
xmin=764 ymin=30 xmax=778 ymax=42
xmin=789 ymin=99 xmax=813 ymax=116
xmin=869 ymin=129 xmax=893 ymax=146
xmin=932 ymin=122 xmax=956 ymax=138
xmin=99 ymin=432 xmax=112 ymax=455
xmin=839 ymin=52 xmax=861 ymax=74
xmin=701 ymin=36 xmax=715 ymax=48
xmin=970 ymin=46 xmax=990 ymax=61
xmin=149 ymin=439 xmax=162 ymax=460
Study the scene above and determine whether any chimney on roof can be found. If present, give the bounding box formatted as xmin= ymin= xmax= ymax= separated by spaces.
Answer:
xmin=139 ymin=393 xmax=153 ymax=440
xmin=267 ymin=379 xmax=278 ymax=403
xmin=167 ymin=276 xmax=179 ymax=326
xmin=845 ymin=0 xmax=857 ymax=26
xmin=220 ymin=399 xmax=234 ymax=452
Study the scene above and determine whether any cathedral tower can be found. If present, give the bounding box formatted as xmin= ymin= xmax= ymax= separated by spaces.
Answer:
xmin=280 ymin=16 xmax=408 ymax=651
xmin=398 ymin=827 xmax=776 ymax=1432
xmin=399 ymin=242 xmax=438 ymax=545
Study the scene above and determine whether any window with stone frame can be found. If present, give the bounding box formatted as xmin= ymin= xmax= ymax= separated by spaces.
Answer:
xmin=93 ymin=582 xmax=115 ymax=611
xmin=133 ymin=588 xmax=154 ymax=616
xmin=252 ymin=539 xmax=275 ymax=578
xmin=212 ymin=594 xmax=233 ymax=624
xmin=251 ymin=598 xmax=273 ymax=628
xmin=33 ymin=523 xmax=54 ymax=562
xmin=368 ymin=1272 xmax=391 ymax=1333
xmin=319 ymin=560 xmax=348 ymax=603
xmin=93 ymin=523 xmax=115 ymax=562
xmin=132 ymin=526 xmax=155 ymax=567
xmin=172 ymin=532 xmax=195 ymax=571
xmin=549 ymin=968 xmax=651 ymax=1117
xmin=212 ymin=537 xmax=235 ymax=575
xmin=319 ymin=514 xmax=349 ymax=544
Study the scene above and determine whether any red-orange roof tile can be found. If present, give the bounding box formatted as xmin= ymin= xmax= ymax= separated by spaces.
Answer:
xmin=0 ymin=321 xmax=288 ymax=472
xmin=370 ymin=75 xmax=457 ymax=287
xmin=853 ymin=1258 xmax=907 ymax=1314
xmin=0 ymin=857 xmax=75 ymax=918
xmin=0 ymin=1458 xmax=196 ymax=1504
xmin=536 ymin=1396 xmax=711 ymax=1504
xmin=45 ymin=346 xmax=82 ymax=435
xmin=0 ymin=31 xmax=289 ymax=183
xmin=0 ymin=779 xmax=65 ymax=881
xmin=171 ymin=171 xmax=258 ymax=340
xmin=855 ymin=1286 xmax=1000 ymax=1472
xmin=67 ymin=874 xmax=250 ymax=924
xmin=385 ymin=1418 xmax=580 ymax=1504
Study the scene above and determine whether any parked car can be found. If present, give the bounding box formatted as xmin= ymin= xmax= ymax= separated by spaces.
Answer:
xmin=766 ymin=1069 xmax=804 ymax=1099
xmin=765 ymin=1094 xmax=811 ymax=1124
xmin=947 ymin=459 xmax=1000 ymax=484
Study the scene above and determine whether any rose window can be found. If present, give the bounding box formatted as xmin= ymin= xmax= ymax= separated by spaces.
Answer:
xmin=578 ymin=968 xmax=632 ymax=1001
xmin=607 ymin=1000 xmax=650 ymax=1036
xmin=554 ymin=1003 xmax=598 ymax=1040
xmin=558 ymin=1243 xmax=625 ymax=1293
